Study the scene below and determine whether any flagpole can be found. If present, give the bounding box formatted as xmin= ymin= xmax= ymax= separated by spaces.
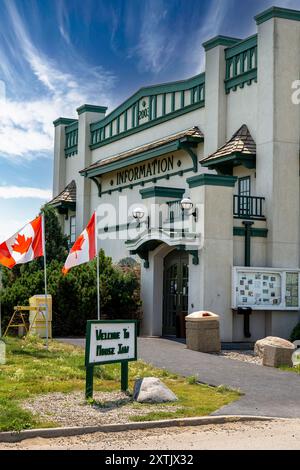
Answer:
xmin=95 ymin=211 xmax=100 ymax=320
xmin=42 ymin=213 xmax=49 ymax=348
xmin=0 ymin=266 xmax=2 ymax=338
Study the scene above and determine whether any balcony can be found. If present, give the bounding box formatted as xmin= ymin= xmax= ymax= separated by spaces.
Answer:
xmin=233 ymin=195 xmax=265 ymax=220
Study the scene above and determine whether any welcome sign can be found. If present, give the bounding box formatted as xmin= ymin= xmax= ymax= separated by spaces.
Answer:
xmin=85 ymin=320 xmax=137 ymax=398
xmin=86 ymin=320 xmax=137 ymax=365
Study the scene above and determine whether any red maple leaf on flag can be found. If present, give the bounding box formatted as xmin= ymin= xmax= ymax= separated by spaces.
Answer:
xmin=70 ymin=234 xmax=85 ymax=258
xmin=11 ymin=234 xmax=32 ymax=255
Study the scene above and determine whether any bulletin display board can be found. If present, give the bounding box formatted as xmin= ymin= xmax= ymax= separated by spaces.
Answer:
xmin=232 ymin=267 xmax=300 ymax=310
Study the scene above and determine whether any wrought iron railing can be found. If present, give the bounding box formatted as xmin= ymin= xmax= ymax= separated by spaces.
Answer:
xmin=233 ymin=195 xmax=265 ymax=219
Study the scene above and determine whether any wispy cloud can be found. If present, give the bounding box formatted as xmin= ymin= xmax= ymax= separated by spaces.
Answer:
xmin=0 ymin=185 xmax=52 ymax=199
xmin=128 ymin=0 xmax=178 ymax=74
xmin=0 ymin=0 xmax=117 ymax=160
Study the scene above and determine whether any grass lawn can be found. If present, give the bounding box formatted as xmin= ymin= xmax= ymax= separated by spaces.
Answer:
xmin=0 ymin=336 xmax=240 ymax=432
xmin=279 ymin=364 xmax=300 ymax=374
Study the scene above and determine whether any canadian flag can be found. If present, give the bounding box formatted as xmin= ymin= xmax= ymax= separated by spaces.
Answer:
xmin=0 ymin=216 xmax=44 ymax=269
xmin=62 ymin=212 xmax=96 ymax=275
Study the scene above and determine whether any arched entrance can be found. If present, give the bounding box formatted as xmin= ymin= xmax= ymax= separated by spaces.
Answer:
xmin=163 ymin=250 xmax=189 ymax=338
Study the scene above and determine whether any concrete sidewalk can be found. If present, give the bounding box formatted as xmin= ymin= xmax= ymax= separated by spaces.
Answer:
xmin=60 ymin=337 xmax=300 ymax=418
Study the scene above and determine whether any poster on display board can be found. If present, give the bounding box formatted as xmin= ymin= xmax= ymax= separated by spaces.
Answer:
xmin=232 ymin=267 xmax=300 ymax=310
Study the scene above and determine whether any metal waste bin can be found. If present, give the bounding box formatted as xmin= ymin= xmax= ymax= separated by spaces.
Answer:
xmin=185 ymin=311 xmax=221 ymax=353
xmin=29 ymin=295 xmax=52 ymax=338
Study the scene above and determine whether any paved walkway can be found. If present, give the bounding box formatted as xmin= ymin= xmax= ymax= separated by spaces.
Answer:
xmin=60 ymin=337 xmax=300 ymax=418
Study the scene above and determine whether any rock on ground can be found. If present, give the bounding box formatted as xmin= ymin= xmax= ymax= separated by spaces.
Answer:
xmin=133 ymin=377 xmax=178 ymax=403
xmin=255 ymin=336 xmax=295 ymax=358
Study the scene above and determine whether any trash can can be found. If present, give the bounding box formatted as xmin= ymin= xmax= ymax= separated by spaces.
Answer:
xmin=29 ymin=295 xmax=52 ymax=338
xmin=185 ymin=311 xmax=221 ymax=353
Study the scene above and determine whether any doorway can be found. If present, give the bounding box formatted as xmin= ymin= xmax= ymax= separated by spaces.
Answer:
xmin=163 ymin=251 xmax=189 ymax=338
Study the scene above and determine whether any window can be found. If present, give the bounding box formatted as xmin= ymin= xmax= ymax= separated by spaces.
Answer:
xmin=70 ymin=216 xmax=76 ymax=244
xmin=238 ymin=176 xmax=251 ymax=216
xmin=238 ymin=176 xmax=251 ymax=196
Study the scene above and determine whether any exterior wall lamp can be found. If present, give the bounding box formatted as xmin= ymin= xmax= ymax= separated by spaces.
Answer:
xmin=132 ymin=207 xmax=145 ymax=220
xmin=180 ymin=197 xmax=197 ymax=221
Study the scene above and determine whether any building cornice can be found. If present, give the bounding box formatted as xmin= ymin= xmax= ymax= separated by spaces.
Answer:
xmin=77 ymin=104 xmax=108 ymax=115
xmin=139 ymin=186 xmax=185 ymax=199
xmin=187 ymin=174 xmax=237 ymax=188
xmin=202 ymin=35 xmax=241 ymax=51
xmin=255 ymin=6 xmax=300 ymax=25
xmin=53 ymin=117 xmax=77 ymax=127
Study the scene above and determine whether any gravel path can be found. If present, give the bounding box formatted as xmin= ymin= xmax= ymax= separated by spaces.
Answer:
xmin=22 ymin=391 xmax=180 ymax=428
xmin=212 ymin=350 xmax=262 ymax=365
xmin=1 ymin=419 xmax=300 ymax=450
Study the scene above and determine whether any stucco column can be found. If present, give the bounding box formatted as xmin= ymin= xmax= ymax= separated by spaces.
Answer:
xmin=202 ymin=36 xmax=240 ymax=156
xmin=76 ymin=105 xmax=107 ymax=235
xmin=187 ymin=174 xmax=236 ymax=342
xmin=255 ymin=10 xmax=300 ymax=337
xmin=256 ymin=15 xmax=300 ymax=268
xmin=53 ymin=117 xmax=76 ymax=197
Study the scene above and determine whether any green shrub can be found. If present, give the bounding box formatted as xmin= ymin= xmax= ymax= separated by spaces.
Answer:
xmin=0 ymin=206 xmax=142 ymax=337
xmin=291 ymin=323 xmax=300 ymax=342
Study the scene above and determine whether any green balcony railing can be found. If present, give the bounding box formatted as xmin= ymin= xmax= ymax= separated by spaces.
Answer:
xmin=225 ymin=35 xmax=257 ymax=94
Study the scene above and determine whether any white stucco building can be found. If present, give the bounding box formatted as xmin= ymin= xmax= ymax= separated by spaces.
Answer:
xmin=50 ymin=6 xmax=300 ymax=343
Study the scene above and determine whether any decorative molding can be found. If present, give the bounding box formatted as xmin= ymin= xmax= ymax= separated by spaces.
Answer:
xmin=53 ymin=117 xmax=77 ymax=127
xmin=77 ymin=104 xmax=107 ymax=115
xmin=90 ymin=101 xmax=205 ymax=150
xmin=202 ymin=35 xmax=240 ymax=51
xmin=233 ymin=227 xmax=268 ymax=238
xmin=201 ymin=152 xmax=256 ymax=171
xmin=255 ymin=6 xmax=300 ymax=25
xmin=187 ymin=174 xmax=237 ymax=188
xmin=140 ymin=186 xmax=185 ymax=199
xmin=224 ymin=34 xmax=257 ymax=94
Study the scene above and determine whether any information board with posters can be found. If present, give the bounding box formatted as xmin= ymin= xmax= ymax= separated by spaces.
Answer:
xmin=232 ymin=267 xmax=300 ymax=310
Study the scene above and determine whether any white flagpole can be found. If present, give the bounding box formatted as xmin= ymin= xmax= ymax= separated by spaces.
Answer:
xmin=42 ymin=213 xmax=49 ymax=348
xmin=0 ymin=266 xmax=2 ymax=338
xmin=95 ymin=211 xmax=100 ymax=320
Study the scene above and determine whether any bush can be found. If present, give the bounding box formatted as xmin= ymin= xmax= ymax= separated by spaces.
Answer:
xmin=0 ymin=206 xmax=142 ymax=337
xmin=291 ymin=323 xmax=300 ymax=342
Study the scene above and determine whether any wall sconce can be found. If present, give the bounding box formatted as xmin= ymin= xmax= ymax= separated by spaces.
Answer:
xmin=180 ymin=197 xmax=197 ymax=221
xmin=132 ymin=207 xmax=145 ymax=220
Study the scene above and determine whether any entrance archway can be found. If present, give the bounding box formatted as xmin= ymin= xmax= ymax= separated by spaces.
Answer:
xmin=163 ymin=250 xmax=189 ymax=338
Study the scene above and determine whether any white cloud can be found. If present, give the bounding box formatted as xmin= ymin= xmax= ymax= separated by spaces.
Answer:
xmin=0 ymin=185 xmax=52 ymax=199
xmin=0 ymin=0 xmax=117 ymax=160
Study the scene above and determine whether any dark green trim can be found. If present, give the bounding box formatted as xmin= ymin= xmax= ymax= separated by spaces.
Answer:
xmin=201 ymin=153 xmax=256 ymax=171
xmin=84 ymin=137 xmax=203 ymax=178
xmin=255 ymin=6 xmax=300 ymax=25
xmin=233 ymin=227 xmax=268 ymax=238
xmin=90 ymin=176 xmax=102 ymax=197
xmin=225 ymin=35 xmax=257 ymax=59
xmin=140 ymin=186 xmax=185 ymax=199
xmin=91 ymin=73 xmax=205 ymax=133
xmin=243 ymin=221 xmax=254 ymax=267
xmin=77 ymin=104 xmax=107 ymax=115
xmin=90 ymin=101 xmax=204 ymax=150
xmin=187 ymin=174 xmax=237 ymax=188
xmin=225 ymin=69 xmax=257 ymax=94
xmin=203 ymin=35 xmax=240 ymax=51
xmin=65 ymin=121 xmax=78 ymax=132
xmin=53 ymin=117 xmax=77 ymax=127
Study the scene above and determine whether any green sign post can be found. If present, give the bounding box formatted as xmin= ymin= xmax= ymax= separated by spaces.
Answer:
xmin=85 ymin=320 xmax=137 ymax=399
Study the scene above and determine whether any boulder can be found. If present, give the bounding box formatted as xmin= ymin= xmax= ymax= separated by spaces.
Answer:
xmin=133 ymin=377 xmax=178 ymax=403
xmin=254 ymin=336 xmax=294 ymax=358
xmin=263 ymin=344 xmax=294 ymax=367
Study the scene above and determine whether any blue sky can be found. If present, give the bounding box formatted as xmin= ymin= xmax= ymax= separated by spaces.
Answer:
xmin=0 ymin=0 xmax=299 ymax=240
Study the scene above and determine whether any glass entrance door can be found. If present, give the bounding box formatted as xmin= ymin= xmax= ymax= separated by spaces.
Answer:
xmin=163 ymin=251 xmax=189 ymax=337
